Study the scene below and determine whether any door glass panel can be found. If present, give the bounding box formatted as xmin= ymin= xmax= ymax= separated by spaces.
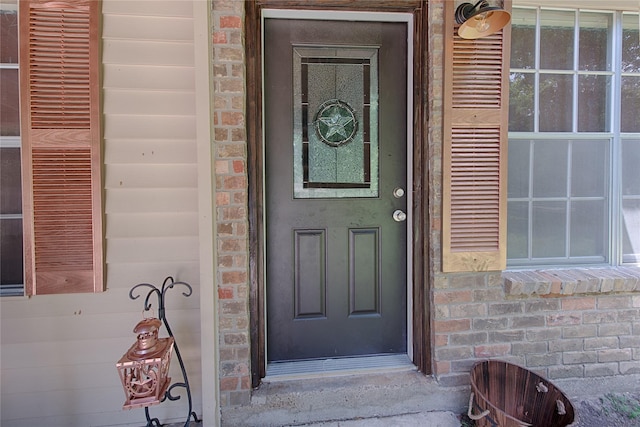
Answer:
xmin=293 ymin=46 xmax=379 ymax=198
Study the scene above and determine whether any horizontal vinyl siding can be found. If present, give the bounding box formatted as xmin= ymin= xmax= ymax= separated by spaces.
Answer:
xmin=107 ymin=212 xmax=199 ymax=237
xmin=107 ymin=237 xmax=200 ymax=263
xmin=103 ymin=65 xmax=195 ymax=91
xmin=105 ymin=139 xmax=198 ymax=164
xmin=106 ymin=261 xmax=200 ymax=286
xmin=104 ymin=90 xmax=197 ymax=115
xmin=105 ymin=115 xmax=197 ymax=139
xmin=0 ymin=1 xmax=202 ymax=426
xmin=105 ymin=188 xmax=199 ymax=213
xmin=105 ymin=164 xmax=198 ymax=188
xmin=103 ymin=39 xmax=195 ymax=66
xmin=102 ymin=14 xmax=194 ymax=41
xmin=0 ymin=290 xmax=202 ymax=426
xmin=102 ymin=1 xmax=199 ymax=271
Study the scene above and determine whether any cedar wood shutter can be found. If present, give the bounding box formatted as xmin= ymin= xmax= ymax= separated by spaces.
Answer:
xmin=442 ymin=1 xmax=511 ymax=272
xmin=19 ymin=0 xmax=103 ymax=294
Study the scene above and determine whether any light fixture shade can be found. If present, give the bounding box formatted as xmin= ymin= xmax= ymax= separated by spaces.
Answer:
xmin=455 ymin=1 xmax=511 ymax=39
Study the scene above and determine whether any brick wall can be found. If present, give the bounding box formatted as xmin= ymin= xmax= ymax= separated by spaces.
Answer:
xmin=433 ymin=268 xmax=640 ymax=387
xmin=427 ymin=1 xmax=444 ymax=275
xmin=212 ymin=0 xmax=251 ymax=407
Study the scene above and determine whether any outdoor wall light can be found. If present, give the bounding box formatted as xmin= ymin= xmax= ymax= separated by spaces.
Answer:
xmin=455 ymin=0 xmax=511 ymax=39
xmin=116 ymin=317 xmax=174 ymax=410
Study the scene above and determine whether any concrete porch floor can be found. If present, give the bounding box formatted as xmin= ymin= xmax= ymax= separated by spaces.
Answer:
xmin=219 ymin=366 xmax=640 ymax=427
xmin=220 ymin=367 xmax=467 ymax=426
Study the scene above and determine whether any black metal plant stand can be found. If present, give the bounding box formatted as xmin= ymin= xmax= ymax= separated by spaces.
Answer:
xmin=129 ymin=276 xmax=201 ymax=427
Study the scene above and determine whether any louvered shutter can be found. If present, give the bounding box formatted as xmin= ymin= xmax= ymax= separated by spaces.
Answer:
xmin=442 ymin=1 xmax=511 ymax=272
xmin=19 ymin=0 xmax=103 ymax=294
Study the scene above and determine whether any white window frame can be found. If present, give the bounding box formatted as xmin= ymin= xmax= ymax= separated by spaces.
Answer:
xmin=508 ymin=6 xmax=640 ymax=267
xmin=0 ymin=5 xmax=23 ymax=296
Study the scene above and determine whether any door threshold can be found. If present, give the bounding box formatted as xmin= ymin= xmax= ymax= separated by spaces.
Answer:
xmin=265 ymin=353 xmax=415 ymax=381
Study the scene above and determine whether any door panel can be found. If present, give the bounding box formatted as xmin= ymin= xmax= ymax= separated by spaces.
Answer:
xmin=294 ymin=229 xmax=326 ymax=318
xmin=349 ymin=228 xmax=379 ymax=315
xmin=265 ymin=18 xmax=408 ymax=362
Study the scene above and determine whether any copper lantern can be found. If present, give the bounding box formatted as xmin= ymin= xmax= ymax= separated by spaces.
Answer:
xmin=116 ymin=318 xmax=174 ymax=409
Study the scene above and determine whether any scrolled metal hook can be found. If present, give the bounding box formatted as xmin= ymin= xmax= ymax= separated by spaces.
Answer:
xmin=165 ymin=382 xmax=187 ymax=402
xmin=161 ymin=276 xmax=193 ymax=298
xmin=129 ymin=283 xmax=161 ymax=312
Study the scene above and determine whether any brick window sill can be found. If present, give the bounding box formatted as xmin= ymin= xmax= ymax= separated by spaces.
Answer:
xmin=502 ymin=266 xmax=640 ymax=297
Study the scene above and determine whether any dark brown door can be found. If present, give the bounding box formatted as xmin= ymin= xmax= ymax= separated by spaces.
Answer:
xmin=265 ymin=18 xmax=408 ymax=362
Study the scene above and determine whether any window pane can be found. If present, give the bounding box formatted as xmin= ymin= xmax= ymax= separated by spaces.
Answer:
xmin=532 ymin=201 xmax=566 ymax=258
xmin=507 ymin=139 xmax=530 ymax=198
xmin=570 ymin=200 xmax=607 ymax=259
xmin=0 ymin=9 xmax=18 ymax=63
xmin=532 ymin=139 xmax=568 ymax=198
xmin=622 ymin=139 xmax=640 ymax=196
xmin=509 ymin=72 xmax=534 ymax=132
xmin=622 ymin=199 xmax=640 ymax=262
xmin=539 ymin=74 xmax=573 ymax=132
xmin=579 ymin=12 xmax=611 ymax=71
xmin=0 ymin=69 xmax=19 ymax=136
xmin=510 ymin=8 xmax=536 ymax=69
xmin=540 ymin=10 xmax=574 ymax=70
xmin=578 ymin=75 xmax=610 ymax=132
xmin=622 ymin=14 xmax=640 ymax=73
xmin=0 ymin=218 xmax=23 ymax=286
xmin=507 ymin=201 xmax=529 ymax=259
xmin=571 ymin=139 xmax=609 ymax=197
xmin=621 ymin=76 xmax=640 ymax=132
xmin=0 ymin=147 xmax=21 ymax=214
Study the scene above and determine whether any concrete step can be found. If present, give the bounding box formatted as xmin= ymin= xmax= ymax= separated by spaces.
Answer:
xmin=221 ymin=369 xmax=468 ymax=427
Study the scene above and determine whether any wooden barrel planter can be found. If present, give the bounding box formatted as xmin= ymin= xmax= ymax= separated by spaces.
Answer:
xmin=468 ymin=360 xmax=575 ymax=427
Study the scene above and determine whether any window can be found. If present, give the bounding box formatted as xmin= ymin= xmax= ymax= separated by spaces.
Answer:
xmin=0 ymin=4 xmax=23 ymax=296
xmin=1 ymin=0 xmax=103 ymax=296
xmin=508 ymin=6 xmax=640 ymax=267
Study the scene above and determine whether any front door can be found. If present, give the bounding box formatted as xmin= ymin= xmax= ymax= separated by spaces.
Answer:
xmin=264 ymin=17 xmax=408 ymax=362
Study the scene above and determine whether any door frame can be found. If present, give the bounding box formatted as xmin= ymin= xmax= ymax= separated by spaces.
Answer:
xmin=246 ymin=0 xmax=431 ymax=387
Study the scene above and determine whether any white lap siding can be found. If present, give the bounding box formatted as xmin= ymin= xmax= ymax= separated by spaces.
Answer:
xmin=0 ymin=2 xmax=202 ymax=426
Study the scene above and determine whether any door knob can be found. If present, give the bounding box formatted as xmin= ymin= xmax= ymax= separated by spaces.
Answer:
xmin=393 ymin=209 xmax=407 ymax=222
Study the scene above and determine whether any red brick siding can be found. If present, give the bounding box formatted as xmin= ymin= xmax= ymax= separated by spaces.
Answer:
xmin=212 ymin=0 xmax=251 ymax=407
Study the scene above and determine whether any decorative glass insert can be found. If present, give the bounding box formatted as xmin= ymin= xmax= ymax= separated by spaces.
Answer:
xmin=293 ymin=46 xmax=379 ymax=198
xmin=314 ymin=99 xmax=358 ymax=147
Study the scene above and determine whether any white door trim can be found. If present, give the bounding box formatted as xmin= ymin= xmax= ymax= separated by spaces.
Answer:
xmin=261 ymin=9 xmax=415 ymax=371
